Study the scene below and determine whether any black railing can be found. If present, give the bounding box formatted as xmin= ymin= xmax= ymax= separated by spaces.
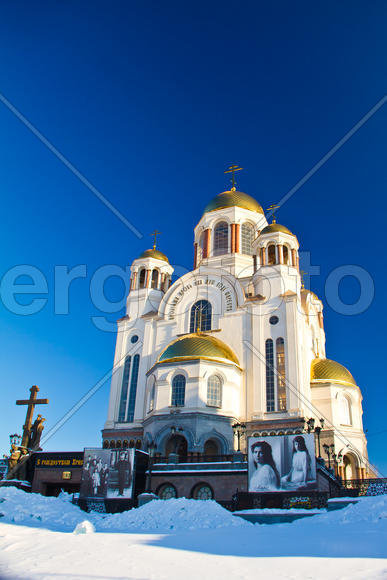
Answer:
xmin=153 ymin=454 xmax=246 ymax=464
xmin=341 ymin=478 xmax=387 ymax=496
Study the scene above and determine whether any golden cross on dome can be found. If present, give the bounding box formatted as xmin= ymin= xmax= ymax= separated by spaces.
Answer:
xmin=224 ymin=164 xmax=243 ymax=190
xmin=150 ymin=230 xmax=161 ymax=250
xmin=300 ymin=270 xmax=307 ymax=289
xmin=266 ymin=203 xmax=280 ymax=223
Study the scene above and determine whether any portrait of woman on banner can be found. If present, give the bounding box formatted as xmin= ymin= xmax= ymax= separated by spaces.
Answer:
xmin=249 ymin=440 xmax=280 ymax=491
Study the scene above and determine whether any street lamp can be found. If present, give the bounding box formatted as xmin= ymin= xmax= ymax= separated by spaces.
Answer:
xmin=146 ymin=441 xmax=157 ymax=493
xmin=332 ymin=451 xmax=343 ymax=477
xmin=232 ymin=423 xmax=246 ymax=452
xmin=323 ymin=443 xmax=335 ymax=469
xmin=9 ymin=434 xmax=21 ymax=448
xmin=170 ymin=426 xmax=183 ymax=454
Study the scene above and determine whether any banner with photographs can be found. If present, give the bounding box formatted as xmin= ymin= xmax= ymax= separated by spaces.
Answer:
xmin=80 ymin=448 xmax=135 ymax=500
xmin=248 ymin=434 xmax=317 ymax=492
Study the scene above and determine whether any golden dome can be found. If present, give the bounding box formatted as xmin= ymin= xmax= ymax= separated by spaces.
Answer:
xmin=260 ymin=223 xmax=294 ymax=236
xmin=203 ymin=190 xmax=264 ymax=214
xmin=139 ymin=248 xmax=169 ymax=263
xmin=157 ymin=333 xmax=240 ymax=366
xmin=311 ymin=358 xmax=357 ymax=387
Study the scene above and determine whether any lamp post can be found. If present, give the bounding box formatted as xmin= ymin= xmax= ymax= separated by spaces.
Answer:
xmin=305 ymin=418 xmax=324 ymax=458
xmin=9 ymin=434 xmax=21 ymax=448
xmin=323 ymin=443 xmax=335 ymax=469
xmin=232 ymin=423 xmax=246 ymax=452
xmin=146 ymin=441 xmax=157 ymax=493
xmin=332 ymin=451 xmax=343 ymax=478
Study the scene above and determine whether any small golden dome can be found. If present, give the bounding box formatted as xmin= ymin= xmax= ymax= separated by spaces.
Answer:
xmin=157 ymin=333 xmax=240 ymax=366
xmin=311 ymin=358 xmax=357 ymax=387
xmin=203 ymin=190 xmax=264 ymax=214
xmin=260 ymin=223 xmax=294 ymax=236
xmin=139 ymin=249 xmax=169 ymax=263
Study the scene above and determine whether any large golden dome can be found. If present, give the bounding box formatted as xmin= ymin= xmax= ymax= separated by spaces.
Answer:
xmin=139 ymin=248 xmax=169 ymax=263
xmin=157 ymin=333 xmax=240 ymax=366
xmin=204 ymin=189 xmax=264 ymax=214
xmin=260 ymin=223 xmax=294 ymax=236
xmin=311 ymin=358 xmax=357 ymax=387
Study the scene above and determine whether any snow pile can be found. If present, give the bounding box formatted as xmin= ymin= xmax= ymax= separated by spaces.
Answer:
xmin=0 ymin=488 xmax=249 ymax=533
xmin=299 ymin=495 xmax=387 ymax=527
xmin=0 ymin=487 xmax=90 ymax=532
xmin=96 ymin=498 xmax=251 ymax=532
xmin=73 ymin=520 xmax=95 ymax=534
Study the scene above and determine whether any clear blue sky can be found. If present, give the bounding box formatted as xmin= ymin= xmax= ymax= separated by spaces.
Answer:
xmin=0 ymin=1 xmax=386 ymax=474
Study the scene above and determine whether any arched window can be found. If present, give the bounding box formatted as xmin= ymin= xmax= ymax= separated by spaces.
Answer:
xmin=118 ymin=355 xmax=131 ymax=422
xmin=213 ymin=221 xmax=229 ymax=256
xmin=171 ymin=374 xmax=185 ymax=406
xmin=126 ymin=354 xmax=140 ymax=422
xmin=139 ymin=269 xmax=146 ymax=288
xmin=197 ymin=231 xmax=205 ymax=265
xmin=241 ymin=223 xmax=254 ymax=255
xmin=190 ymin=300 xmax=212 ymax=332
xmin=276 ymin=338 xmax=286 ymax=411
xmin=207 ymin=375 xmax=222 ymax=407
xmin=340 ymin=395 xmax=352 ymax=425
xmin=283 ymin=245 xmax=289 ymax=265
xmin=158 ymin=483 xmax=177 ymax=499
xmin=266 ymin=339 xmax=275 ymax=412
xmin=268 ymin=245 xmax=276 ymax=265
xmin=148 ymin=378 xmax=156 ymax=412
xmin=151 ymin=269 xmax=159 ymax=289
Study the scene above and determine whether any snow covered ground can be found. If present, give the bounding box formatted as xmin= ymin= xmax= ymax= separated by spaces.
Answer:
xmin=0 ymin=488 xmax=386 ymax=580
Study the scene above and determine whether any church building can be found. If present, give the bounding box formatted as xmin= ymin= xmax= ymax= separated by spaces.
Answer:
xmin=102 ymin=173 xmax=370 ymax=500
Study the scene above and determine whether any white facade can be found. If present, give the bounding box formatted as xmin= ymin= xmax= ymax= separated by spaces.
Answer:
xmin=103 ymin=187 xmax=370 ymax=478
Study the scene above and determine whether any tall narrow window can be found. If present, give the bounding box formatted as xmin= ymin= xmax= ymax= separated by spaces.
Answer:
xmin=207 ymin=375 xmax=222 ymax=407
xmin=139 ymin=269 xmax=146 ymax=288
xmin=118 ymin=356 xmax=131 ymax=422
xmin=268 ymin=245 xmax=276 ymax=265
xmin=241 ymin=223 xmax=254 ymax=255
xmin=126 ymin=354 xmax=140 ymax=422
xmin=276 ymin=338 xmax=287 ymax=411
xmin=213 ymin=222 xmax=229 ymax=256
xmin=340 ymin=395 xmax=352 ymax=425
xmin=149 ymin=378 xmax=156 ymax=412
xmin=266 ymin=339 xmax=275 ymax=412
xmin=190 ymin=300 xmax=212 ymax=332
xmin=151 ymin=269 xmax=159 ymax=289
xmin=171 ymin=374 xmax=185 ymax=406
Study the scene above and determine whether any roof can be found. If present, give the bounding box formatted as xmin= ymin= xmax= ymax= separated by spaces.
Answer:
xmin=310 ymin=358 xmax=357 ymax=387
xmin=157 ymin=332 xmax=240 ymax=367
xmin=203 ymin=189 xmax=264 ymax=215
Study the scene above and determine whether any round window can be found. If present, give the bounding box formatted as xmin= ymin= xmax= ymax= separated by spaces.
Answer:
xmin=269 ymin=315 xmax=279 ymax=325
xmin=158 ymin=484 xmax=177 ymax=500
xmin=194 ymin=484 xmax=213 ymax=500
xmin=131 ymin=335 xmax=139 ymax=344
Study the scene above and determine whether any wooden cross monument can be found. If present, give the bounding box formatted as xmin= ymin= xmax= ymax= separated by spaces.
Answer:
xmin=16 ymin=385 xmax=49 ymax=448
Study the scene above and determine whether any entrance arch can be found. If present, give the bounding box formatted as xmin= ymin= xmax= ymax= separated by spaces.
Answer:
xmin=165 ymin=435 xmax=188 ymax=460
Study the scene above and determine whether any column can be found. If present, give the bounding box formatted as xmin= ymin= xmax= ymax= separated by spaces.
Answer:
xmin=235 ymin=224 xmax=240 ymax=253
xmin=230 ymin=224 xmax=235 ymax=253
xmin=145 ymin=269 xmax=151 ymax=288
xmin=278 ymin=245 xmax=284 ymax=264
xmin=203 ymin=229 xmax=211 ymax=258
xmin=193 ymin=243 xmax=198 ymax=269
xmin=131 ymin=271 xmax=138 ymax=290
xmin=253 ymin=255 xmax=257 ymax=272
xmin=291 ymin=248 xmax=297 ymax=267
xmin=260 ymin=247 xmax=266 ymax=265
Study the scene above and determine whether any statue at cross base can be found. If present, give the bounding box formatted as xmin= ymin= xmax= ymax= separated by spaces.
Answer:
xmin=6 ymin=385 xmax=49 ymax=480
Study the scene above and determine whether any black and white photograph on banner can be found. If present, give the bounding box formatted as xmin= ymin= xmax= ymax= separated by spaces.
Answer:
xmin=80 ymin=448 xmax=111 ymax=499
xmin=106 ymin=448 xmax=134 ymax=499
xmin=248 ymin=434 xmax=317 ymax=492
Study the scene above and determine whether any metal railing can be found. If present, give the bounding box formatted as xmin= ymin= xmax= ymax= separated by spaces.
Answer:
xmin=152 ymin=453 xmax=246 ymax=464
xmin=340 ymin=478 xmax=387 ymax=496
